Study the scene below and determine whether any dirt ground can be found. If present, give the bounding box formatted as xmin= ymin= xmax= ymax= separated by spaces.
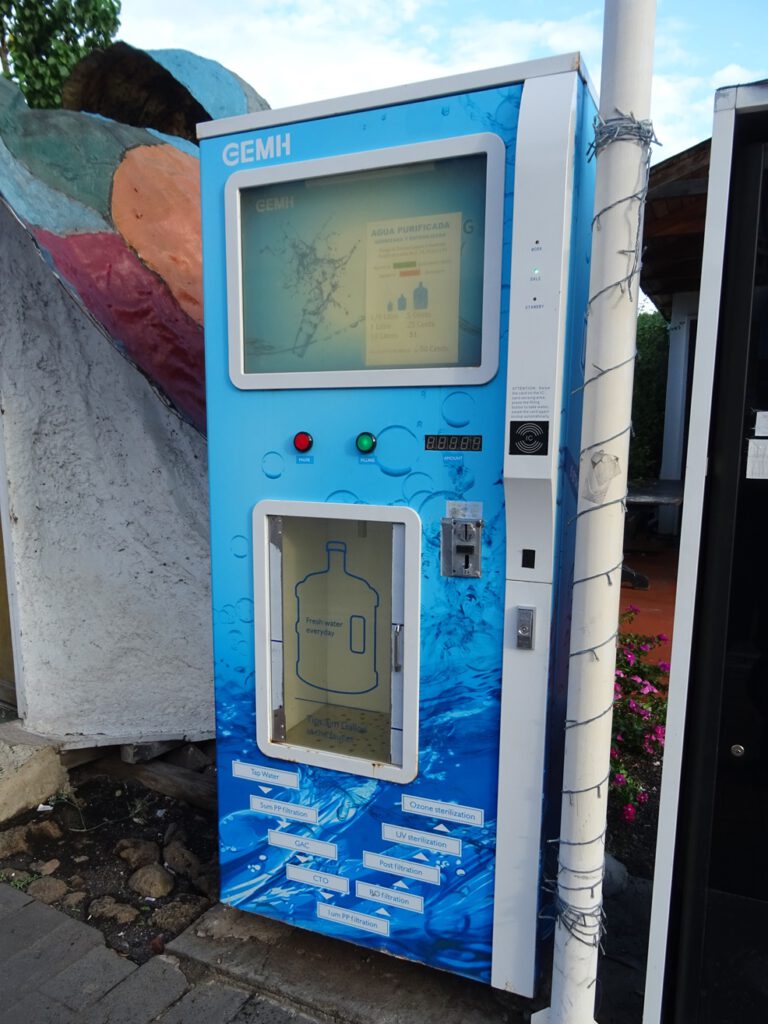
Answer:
xmin=0 ymin=761 xmax=219 ymax=963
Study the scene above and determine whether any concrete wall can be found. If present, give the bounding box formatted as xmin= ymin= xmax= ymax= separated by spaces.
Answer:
xmin=0 ymin=518 xmax=14 ymax=697
xmin=0 ymin=200 xmax=214 ymax=744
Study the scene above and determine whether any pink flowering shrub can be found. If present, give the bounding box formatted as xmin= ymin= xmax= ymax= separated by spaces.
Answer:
xmin=610 ymin=607 xmax=669 ymax=822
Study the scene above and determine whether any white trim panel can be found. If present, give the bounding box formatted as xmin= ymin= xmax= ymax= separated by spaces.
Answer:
xmin=252 ymin=499 xmax=421 ymax=784
xmin=642 ymin=101 xmax=738 ymax=1024
xmin=491 ymin=70 xmax=579 ymax=995
xmin=492 ymin=579 xmax=553 ymax=994
xmin=503 ymin=71 xmax=578 ymax=585
xmin=224 ymin=134 xmax=505 ymax=390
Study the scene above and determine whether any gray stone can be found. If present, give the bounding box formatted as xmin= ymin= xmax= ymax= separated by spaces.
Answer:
xmin=150 ymin=896 xmax=209 ymax=934
xmin=169 ymin=904 xmax=530 ymax=1024
xmin=27 ymin=819 xmax=63 ymax=842
xmin=30 ymin=857 xmax=61 ymax=875
xmin=40 ymin=943 xmax=137 ymax=1011
xmin=0 ymin=868 xmax=33 ymax=886
xmin=129 ymin=861 xmax=174 ymax=898
xmin=156 ymin=979 xmax=249 ymax=1023
xmin=604 ymin=853 xmax=629 ymax=898
xmin=164 ymin=839 xmax=200 ymax=878
xmin=0 ymin=824 xmax=29 ymax=857
xmin=0 ymin=724 xmax=67 ymax=824
xmin=89 ymin=895 xmax=140 ymax=924
xmin=82 ymin=953 xmax=188 ymax=1024
xmin=61 ymin=890 xmax=88 ymax=910
xmin=27 ymin=876 xmax=68 ymax=903
xmin=115 ymin=837 xmax=160 ymax=869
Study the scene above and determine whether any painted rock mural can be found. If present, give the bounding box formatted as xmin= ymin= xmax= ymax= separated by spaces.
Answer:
xmin=0 ymin=46 xmax=268 ymax=434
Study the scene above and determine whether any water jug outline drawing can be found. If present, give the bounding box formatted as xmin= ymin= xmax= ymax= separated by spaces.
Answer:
xmin=294 ymin=540 xmax=381 ymax=694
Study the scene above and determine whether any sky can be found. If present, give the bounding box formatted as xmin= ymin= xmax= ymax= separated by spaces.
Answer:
xmin=117 ymin=0 xmax=766 ymax=163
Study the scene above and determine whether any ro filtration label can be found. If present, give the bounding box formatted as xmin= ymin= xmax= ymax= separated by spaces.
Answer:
xmin=401 ymin=794 xmax=485 ymax=826
xmin=250 ymin=795 xmax=318 ymax=823
xmin=286 ymin=864 xmax=349 ymax=894
xmin=232 ymin=760 xmax=299 ymax=789
xmin=267 ymin=830 xmax=338 ymax=859
xmin=356 ymin=881 xmax=424 ymax=914
xmin=382 ymin=823 xmax=462 ymax=856
xmin=317 ymin=902 xmax=390 ymax=936
xmin=363 ymin=850 xmax=440 ymax=885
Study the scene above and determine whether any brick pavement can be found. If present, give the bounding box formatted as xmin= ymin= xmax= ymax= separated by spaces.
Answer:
xmin=0 ymin=884 xmax=313 ymax=1024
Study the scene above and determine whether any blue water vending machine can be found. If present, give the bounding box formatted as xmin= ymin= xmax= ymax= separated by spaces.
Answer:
xmin=198 ymin=54 xmax=596 ymax=994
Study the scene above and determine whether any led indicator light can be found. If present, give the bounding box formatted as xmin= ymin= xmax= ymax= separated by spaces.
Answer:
xmin=293 ymin=431 xmax=313 ymax=453
xmin=355 ymin=431 xmax=377 ymax=454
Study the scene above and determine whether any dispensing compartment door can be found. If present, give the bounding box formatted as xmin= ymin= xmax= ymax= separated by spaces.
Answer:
xmin=253 ymin=500 xmax=421 ymax=783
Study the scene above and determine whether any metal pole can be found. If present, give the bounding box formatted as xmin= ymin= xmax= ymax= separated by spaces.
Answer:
xmin=532 ymin=2 xmax=656 ymax=1021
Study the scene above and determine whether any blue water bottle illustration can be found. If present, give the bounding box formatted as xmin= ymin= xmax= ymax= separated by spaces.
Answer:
xmin=295 ymin=540 xmax=380 ymax=694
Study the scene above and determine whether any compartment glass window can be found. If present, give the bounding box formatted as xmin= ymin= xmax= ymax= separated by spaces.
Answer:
xmin=266 ymin=514 xmax=405 ymax=767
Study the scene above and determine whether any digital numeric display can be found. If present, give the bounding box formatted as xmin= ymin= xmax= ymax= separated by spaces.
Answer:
xmin=424 ymin=434 xmax=482 ymax=452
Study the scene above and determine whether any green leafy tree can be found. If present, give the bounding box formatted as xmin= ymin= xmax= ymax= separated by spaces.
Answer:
xmin=629 ymin=310 xmax=669 ymax=480
xmin=0 ymin=0 xmax=120 ymax=108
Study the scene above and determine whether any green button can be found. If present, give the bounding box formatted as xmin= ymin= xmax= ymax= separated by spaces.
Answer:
xmin=356 ymin=431 xmax=377 ymax=454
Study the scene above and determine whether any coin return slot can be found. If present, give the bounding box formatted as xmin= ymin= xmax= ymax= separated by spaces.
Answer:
xmin=441 ymin=518 xmax=483 ymax=578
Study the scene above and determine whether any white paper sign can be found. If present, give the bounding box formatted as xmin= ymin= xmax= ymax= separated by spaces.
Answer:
xmin=755 ymin=411 xmax=768 ymax=437
xmin=747 ymin=439 xmax=768 ymax=479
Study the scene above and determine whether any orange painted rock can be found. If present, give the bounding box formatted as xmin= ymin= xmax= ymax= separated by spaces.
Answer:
xmin=112 ymin=145 xmax=203 ymax=325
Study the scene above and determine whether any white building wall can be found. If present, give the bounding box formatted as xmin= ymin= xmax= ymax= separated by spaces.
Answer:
xmin=658 ymin=291 xmax=698 ymax=534
xmin=0 ymin=201 xmax=214 ymax=744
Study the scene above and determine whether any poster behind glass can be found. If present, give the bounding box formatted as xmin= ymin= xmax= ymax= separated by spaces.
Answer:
xmin=239 ymin=154 xmax=487 ymax=374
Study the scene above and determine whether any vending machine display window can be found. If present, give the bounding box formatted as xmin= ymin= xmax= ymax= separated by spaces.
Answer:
xmin=225 ymin=134 xmax=505 ymax=389
xmin=252 ymin=501 xmax=421 ymax=782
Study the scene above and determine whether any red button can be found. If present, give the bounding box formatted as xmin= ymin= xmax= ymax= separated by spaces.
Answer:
xmin=293 ymin=431 xmax=313 ymax=453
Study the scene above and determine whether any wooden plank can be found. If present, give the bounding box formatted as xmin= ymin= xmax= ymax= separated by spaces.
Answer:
xmin=120 ymin=740 xmax=183 ymax=764
xmin=0 ymin=679 xmax=17 ymax=708
xmin=85 ymin=754 xmax=217 ymax=810
xmin=60 ymin=746 xmax=113 ymax=769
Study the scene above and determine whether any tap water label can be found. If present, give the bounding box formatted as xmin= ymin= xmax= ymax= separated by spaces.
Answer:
xmin=400 ymin=794 xmax=485 ymax=827
xmin=286 ymin=864 xmax=349 ymax=894
xmin=250 ymin=795 xmax=318 ymax=824
xmin=232 ymin=760 xmax=300 ymax=789
xmin=356 ymin=881 xmax=424 ymax=914
xmin=268 ymin=830 xmax=338 ymax=859
xmin=363 ymin=850 xmax=440 ymax=885
xmin=317 ymin=902 xmax=390 ymax=936
xmin=382 ymin=823 xmax=462 ymax=857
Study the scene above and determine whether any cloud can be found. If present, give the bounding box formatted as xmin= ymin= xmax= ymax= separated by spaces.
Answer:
xmin=445 ymin=13 xmax=603 ymax=73
xmin=710 ymin=63 xmax=767 ymax=89
xmin=649 ymin=73 xmax=715 ymax=160
xmin=116 ymin=0 xmax=765 ymax=162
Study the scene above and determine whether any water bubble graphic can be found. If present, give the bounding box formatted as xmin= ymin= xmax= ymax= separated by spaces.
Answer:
xmin=441 ymin=391 xmax=474 ymax=427
xmin=262 ymin=451 xmax=284 ymax=479
xmin=230 ymin=535 xmax=249 ymax=559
